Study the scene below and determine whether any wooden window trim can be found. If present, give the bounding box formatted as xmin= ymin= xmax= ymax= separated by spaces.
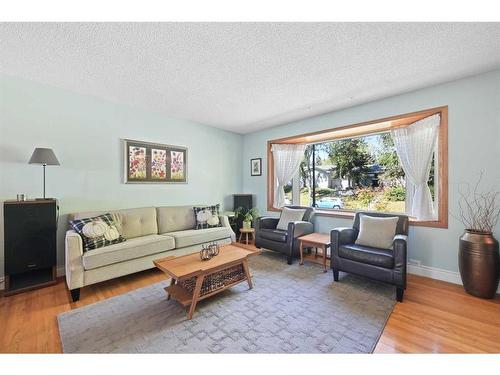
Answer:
xmin=267 ymin=106 xmax=448 ymax=229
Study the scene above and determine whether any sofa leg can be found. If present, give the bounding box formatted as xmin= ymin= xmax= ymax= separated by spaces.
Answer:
xmin=332 ymin=268 xmax=339 ymax=282
xmin=70 ymin=288 xmax=81 ymax=302
xmin=396 ymin=287 xmax=404 ymax=302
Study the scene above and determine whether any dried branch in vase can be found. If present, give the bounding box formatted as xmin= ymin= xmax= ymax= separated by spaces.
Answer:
xmin=455 ymin=173 xmax=500 ymax=233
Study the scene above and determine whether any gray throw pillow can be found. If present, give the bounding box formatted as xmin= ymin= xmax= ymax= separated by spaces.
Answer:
xmin=355 ymin=214 xmax=399 ymax=249
xmin=276 ymin=207 xmax=307 ymax=231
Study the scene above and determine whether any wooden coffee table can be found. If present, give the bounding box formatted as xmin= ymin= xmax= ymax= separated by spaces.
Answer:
xmin=298 ymin=233 xmax=331 ymax=272
xmin=154 ymin=244 xmax=261 ymax=319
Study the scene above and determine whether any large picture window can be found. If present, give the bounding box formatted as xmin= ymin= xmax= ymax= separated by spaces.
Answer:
xmin=267 ymin=106 xmax=448 ymax=228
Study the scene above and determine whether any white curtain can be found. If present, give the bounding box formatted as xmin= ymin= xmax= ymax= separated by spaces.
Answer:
xmin=271 ymin=144 xmax=306 ymax=208
xmin=391 ymin=114 xmax=440 ymax=220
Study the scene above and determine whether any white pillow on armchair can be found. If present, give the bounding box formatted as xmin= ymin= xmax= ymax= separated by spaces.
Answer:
xmin=276 ymin=207 xmax=307 ymax=231
xmin=355 ymin=214 xmax=399 ymax=249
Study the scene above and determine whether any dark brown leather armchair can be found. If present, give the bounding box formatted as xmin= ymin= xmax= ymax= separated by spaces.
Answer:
xmin=330 ymin=212 xmax=409 ymax=302
xmin=255 ymin=206 xmax=315 ymax=265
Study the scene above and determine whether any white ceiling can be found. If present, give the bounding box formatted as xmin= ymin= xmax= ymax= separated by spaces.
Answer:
xmin=1 ymin=23 xmax=499 ymax=134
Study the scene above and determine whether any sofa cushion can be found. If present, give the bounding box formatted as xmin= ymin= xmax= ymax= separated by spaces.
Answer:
xmin=82 ymin=234 xmax=174 ymax=270
xmin=259 ymin=228 xmax=288 ymax=243
xmin=163 ymin=227 xmax=232 ymax=248
xmin=157 ymin=206 xmax=196 ymax=233
xmin=112 ymin=207 xmax=158 ymax=239
xmin=71 ymin=207 xmax=158 ymax=240
xmin=338 ymin=244 xmax=394 ymax=269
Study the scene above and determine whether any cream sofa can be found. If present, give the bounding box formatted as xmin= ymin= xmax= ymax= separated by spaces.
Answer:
xmin=65 ymin=205 xmax=235 ymax=301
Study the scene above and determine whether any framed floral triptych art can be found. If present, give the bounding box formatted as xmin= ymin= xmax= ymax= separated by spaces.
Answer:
xmin=123 ymin=139 xmax=187 ymax=183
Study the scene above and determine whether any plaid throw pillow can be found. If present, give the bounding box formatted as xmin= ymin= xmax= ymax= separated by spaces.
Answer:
xmin=193 ymin=204 xmax=221 ymax=229
xmin=70 ymin=213 xmax=126 ymax=252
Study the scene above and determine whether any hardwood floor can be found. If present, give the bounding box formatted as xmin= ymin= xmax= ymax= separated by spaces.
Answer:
xmin=375 ymin=275 xmax=500 ymax=353
xmin=0 ymin=269 xmax=166 ymax=353
xmin=1 ymin=246 xmax=499 ymax=353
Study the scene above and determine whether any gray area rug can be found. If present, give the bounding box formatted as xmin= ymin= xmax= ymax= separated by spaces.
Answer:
xmin=58 ymin=251 xmax=396 ymax=353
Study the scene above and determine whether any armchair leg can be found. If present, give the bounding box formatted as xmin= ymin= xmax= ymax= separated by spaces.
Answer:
xmin=396 ymin=287 xmax=404 ymax=302
xmin=332 ymin=268 xmax=339 ymax=282
xmin=70 ymin=288 xmax=81 ymax=302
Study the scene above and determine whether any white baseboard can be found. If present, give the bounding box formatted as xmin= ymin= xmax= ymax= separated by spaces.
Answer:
xmin=408 ymin=263 xmax=463 ymax=285
xmin=408 ymin=263 xmax=500 ymax=294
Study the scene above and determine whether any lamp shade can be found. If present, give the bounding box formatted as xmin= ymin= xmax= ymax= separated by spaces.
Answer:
xmin=28 ymin=148 xmax=60 ymax=166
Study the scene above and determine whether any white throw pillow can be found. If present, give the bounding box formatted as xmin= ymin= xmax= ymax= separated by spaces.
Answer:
xmin=355 ymin=214 xmax=399 ymax=249
xmin=276 ymin=207 xmax=307 ymax=231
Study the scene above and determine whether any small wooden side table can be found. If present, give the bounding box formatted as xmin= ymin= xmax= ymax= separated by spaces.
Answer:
xmin=238 ymin=227 xmax=255 ymax=245
xmin=298 ymin=233 xmax=331 ymax=272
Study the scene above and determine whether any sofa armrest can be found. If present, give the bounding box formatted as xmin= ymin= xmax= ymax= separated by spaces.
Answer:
xmin=65 ymin=230 xmax=85 ymax=290
xmin=393 ymin=234 xmax=408 ymax=288
xmin=255 ymin=216 xmax=279 ymax=230
xmin=330 ymin=227 xmax=357 ymax=259
xmin=219 ymin=215 xmax=236 ymax=242
xmin=219 ymin=214 xmax=230 ymax=228
xmin=287 ymin=220 xmax=314 ymax=238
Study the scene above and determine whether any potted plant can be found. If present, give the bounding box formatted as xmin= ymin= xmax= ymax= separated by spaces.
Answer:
xmin=234 ymin=206 xmax=259 ymax=229
xmin=455 ymin=174 xmax=500 ymax=299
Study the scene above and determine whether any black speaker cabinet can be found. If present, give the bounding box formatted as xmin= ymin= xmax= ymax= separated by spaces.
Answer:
xmin=233 ymin=194 xmax=253 ymax=211
xmin=3 ymin=199 xmax=57 ymax=295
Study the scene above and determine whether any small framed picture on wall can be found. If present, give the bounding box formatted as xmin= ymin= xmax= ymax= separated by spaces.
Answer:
xmin=250 ymin=158 xmax=262 ymax=176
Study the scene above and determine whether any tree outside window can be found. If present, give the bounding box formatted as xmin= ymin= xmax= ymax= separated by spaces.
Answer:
xmin=290 ymin=132 xmax=435 ymax=214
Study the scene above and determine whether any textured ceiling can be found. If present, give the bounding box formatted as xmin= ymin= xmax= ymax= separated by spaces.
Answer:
xmin=1 ymin=23 xmax=500 ymax=133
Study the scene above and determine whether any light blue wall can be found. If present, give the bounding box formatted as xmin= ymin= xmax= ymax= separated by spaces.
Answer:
xmin=0 ymin=75 xmax=243 ymax=277
xmin=242 ymin=69 xmax=500 ymax=273
xmin=1 ymin=70 xmax=499 ymax=279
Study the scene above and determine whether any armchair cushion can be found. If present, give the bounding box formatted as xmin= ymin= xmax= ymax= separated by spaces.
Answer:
xmin=339 ymin=244 xmax=394 ymax=269
xmin=277 ymin=207 xmax=306 ymax=230
xmin=355 ymin=214 xmax=399 ymax=249
xmin=259 ymin=228 xmax=288 ymax=243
